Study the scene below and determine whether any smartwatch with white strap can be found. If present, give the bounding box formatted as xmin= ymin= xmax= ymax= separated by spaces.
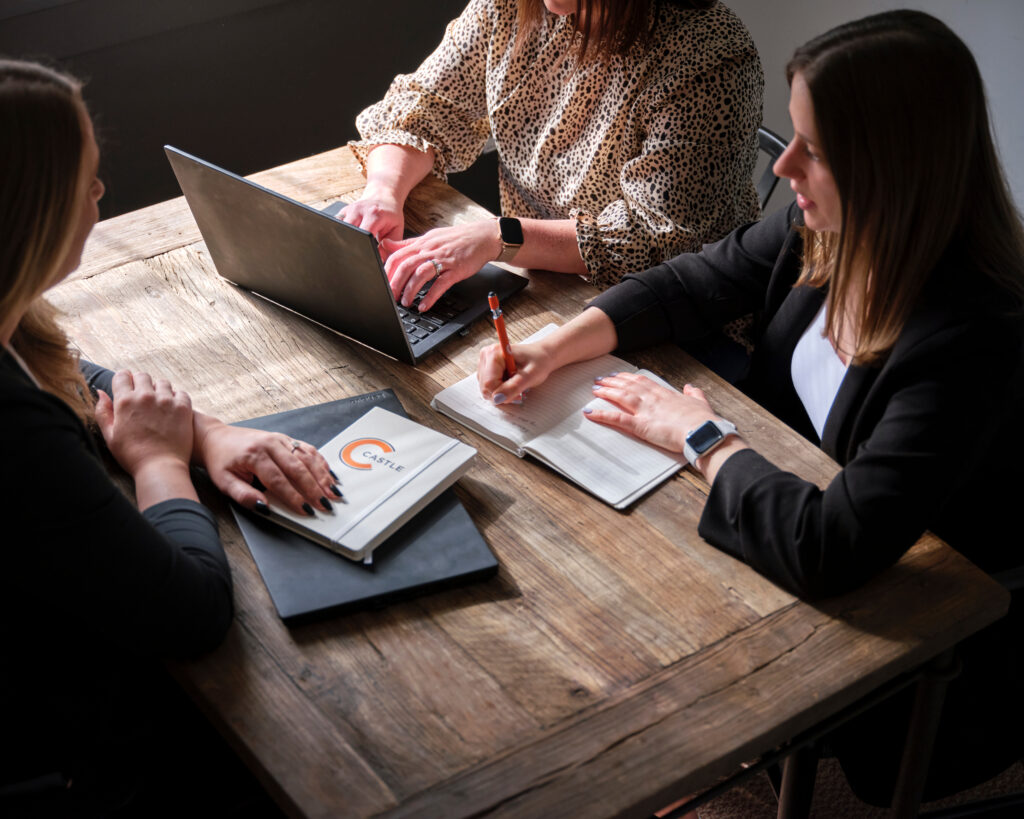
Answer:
xmin=683 ymin=418 xmax=738 ymax=465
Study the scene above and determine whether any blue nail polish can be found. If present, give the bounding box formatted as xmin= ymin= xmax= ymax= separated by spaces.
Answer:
xmin=493 ymin=393 xmax=506 ymax=404
xmin=583 ymin=407 xmax=593 ymax=414
xmin=592 ymin=384 xmax=601 ymax=391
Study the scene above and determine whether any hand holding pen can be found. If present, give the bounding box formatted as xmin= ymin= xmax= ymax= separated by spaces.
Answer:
xmin=488 ymin=291 xmax=517 ymax=379
xmin=485 ymin=291 xmax=523 ymax=404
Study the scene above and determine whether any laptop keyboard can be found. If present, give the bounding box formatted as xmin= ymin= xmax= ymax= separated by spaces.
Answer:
xmin=396 ymin=288 xmax=468 ymax=343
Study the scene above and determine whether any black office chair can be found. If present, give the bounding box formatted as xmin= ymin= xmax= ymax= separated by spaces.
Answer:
xmin=688 ymin=126 xmax=790 ymax=382
xmin=755 ymin=126 xmax=788 ymax=211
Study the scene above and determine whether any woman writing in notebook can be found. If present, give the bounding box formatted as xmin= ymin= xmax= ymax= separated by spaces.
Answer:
xmin=0 ymin=59 xmax=340 ymax=812
xmin=478 ymin=10 xmax=1024 ymax=806
xmin=342 ymin=0 xmax=764 ymax=312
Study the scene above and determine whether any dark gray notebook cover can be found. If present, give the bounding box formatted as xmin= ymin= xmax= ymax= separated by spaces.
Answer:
xmin=229 ymin=390 xmax=498 ymax=623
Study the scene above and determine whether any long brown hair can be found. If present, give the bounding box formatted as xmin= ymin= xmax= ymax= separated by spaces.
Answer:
xmin=788 ymin=10 xmax=1024 ymax=365
xmin=0 ymin=59 xmax=94 ymax=422
xmin=516 ymin=0 xmax=716 ymax=64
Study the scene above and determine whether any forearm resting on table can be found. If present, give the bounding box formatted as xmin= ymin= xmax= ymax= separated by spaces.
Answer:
xmin=363 ymin=143 xmax=436 ymax=204
xmin=540 ymin=307 xmax=619 ymax=368
xmin=512 ymin=218 xmax=588 ymax=275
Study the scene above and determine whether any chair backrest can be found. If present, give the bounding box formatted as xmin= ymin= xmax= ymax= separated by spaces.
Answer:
xmin=756 ymin=126 xmax=788 ymax=211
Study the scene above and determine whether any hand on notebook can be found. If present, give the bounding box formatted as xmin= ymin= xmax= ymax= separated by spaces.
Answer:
xmin=193 ymin=417 xmax=343 ymax=515
xmin=478 ymin=309 xmax=620 ymax=406
xmin=585 ymin=376 xmax=748 ymax=479
xmin=478 ymin=339 xmax=553 ymax=406
xmin=381 ymin=220 xmax=498 ymax=312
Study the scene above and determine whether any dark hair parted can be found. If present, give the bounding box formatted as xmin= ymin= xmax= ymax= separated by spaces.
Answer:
xmin=517 ymin=0 xmax=717 ymax=64
xmin=0 ymin=59 xmax=93 ymax=422
xmin=788 ymin=10 xmax=1024 ymax=365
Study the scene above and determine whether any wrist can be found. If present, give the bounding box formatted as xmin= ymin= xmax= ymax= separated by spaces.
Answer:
xmin=132 ymin=455 xmax=197 ymax=509
xmin=494 ymin=216 xmax=524 ymax=264
xmin=192 ymin=412 xmax=226 ymax=466
xmin=684 ymin=417 xmax=739 ymax=469
xmin=695 ymin=434 xmax=747 ymax=483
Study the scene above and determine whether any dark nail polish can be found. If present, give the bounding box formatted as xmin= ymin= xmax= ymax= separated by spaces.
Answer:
xmin=329 ymin=469 xmax=340 ymax=481
xmin=330 ymin=484 xmax=342 ymax=497
xmin=302 ymin=502 xmax=315 ymax=517
xmin=320 ymin=496 xmax=333 ymax=512
xmin=254 ymin=500 xmax=270 ymax=514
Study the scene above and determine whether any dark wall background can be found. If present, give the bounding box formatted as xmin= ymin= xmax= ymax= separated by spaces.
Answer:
xmin=0 ymin=0 xmax=500 ymax=219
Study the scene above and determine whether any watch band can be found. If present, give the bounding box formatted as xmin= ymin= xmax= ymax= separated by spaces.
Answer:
xmin=495 ymin=216 xmax=524 ymax=264
xmin=683 ymin=418 xmax=738 ymax=465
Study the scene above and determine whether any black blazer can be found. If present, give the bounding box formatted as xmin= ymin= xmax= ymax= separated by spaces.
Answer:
xmin=590 ymin=202 xmax=1024 ymax=800
xmin=590 ymin=201 xmax=1024 ymax=598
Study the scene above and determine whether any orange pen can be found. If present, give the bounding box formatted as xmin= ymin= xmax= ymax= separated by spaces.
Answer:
xmin=487 ymin=291 xmax=517 ymax=379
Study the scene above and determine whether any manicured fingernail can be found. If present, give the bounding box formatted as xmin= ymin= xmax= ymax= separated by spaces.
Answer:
xmin=493 ymin=393 xmax=506 ymax=404
xmin=329 ymin=483 xmax=342 ymax=497
xmin=592 ymin=384 xmax=601 ymax=391
xmin=302 ymin=502 xmax=315 ymax=517
xmin=329 ymin=469 xmax=340 ymax=481
xmin=509 ymin=395 xmax=524 ymax=405
xmin=254 ymin=500 xmax=270 ymax=514
xmin=320 ymin=496 xmax=333 ymax=512
xmin=583 ymin=407 xmax=593 ymax=414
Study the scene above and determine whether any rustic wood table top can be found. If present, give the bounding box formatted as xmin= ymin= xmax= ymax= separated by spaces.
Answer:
xmin=50 ymin=147 xmax=1009 ymax=818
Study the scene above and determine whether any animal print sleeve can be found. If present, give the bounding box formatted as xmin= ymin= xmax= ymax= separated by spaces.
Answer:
xmin=350 ymin=0 xmax=496 ymax=182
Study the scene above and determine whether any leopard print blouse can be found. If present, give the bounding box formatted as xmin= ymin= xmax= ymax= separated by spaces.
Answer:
xmin=350 ymin=0 xmax=764 ymax=290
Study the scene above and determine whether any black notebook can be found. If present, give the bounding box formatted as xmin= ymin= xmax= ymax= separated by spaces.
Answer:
xmin=229 ymin=390 xmax=498 ymax=623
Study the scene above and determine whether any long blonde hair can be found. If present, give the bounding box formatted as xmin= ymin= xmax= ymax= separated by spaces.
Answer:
xmin=0 ymin=59 xmax=93 ymax=423
xmin=788 ymin=11 xmax=1024 ymax=365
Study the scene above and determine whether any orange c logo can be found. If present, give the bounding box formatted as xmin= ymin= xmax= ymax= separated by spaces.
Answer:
xmin=340 ymin=437 xmax=395 ymax=470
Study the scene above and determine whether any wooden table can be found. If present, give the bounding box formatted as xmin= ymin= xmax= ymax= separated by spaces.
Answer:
xmin=51 ymin=147 xmax=1010 ymax=818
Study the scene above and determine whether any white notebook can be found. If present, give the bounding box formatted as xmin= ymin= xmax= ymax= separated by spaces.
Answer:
xmin=431 ymin=324 xmax=687 ymax=509
xmin=265 ymin=406 xmax=476 ymax=562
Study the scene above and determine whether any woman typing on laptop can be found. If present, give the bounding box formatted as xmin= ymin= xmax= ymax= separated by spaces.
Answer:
xmin=0 ymin=59 xmax=340 ymax=813
xmin=342 ymin=0 xmax=763 ymax=312
xmin=477 ymin=11 xmax=1024 ymax=807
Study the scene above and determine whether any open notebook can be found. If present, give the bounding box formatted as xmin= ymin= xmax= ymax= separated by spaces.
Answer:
xmin=431 ymin=324 xmax=688 ymax=509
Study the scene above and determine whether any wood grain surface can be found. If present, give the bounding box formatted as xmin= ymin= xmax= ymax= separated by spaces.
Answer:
xmin=48 ymin=147 xmax=1010 ymax=818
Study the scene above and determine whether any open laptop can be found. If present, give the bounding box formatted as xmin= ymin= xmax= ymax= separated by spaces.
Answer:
xmin=165 ymin=146 xmax=527 ymax=364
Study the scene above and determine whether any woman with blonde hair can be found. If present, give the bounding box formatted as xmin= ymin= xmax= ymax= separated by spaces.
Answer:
xmin=343 ymin=0 xmax=763 ymax=312
xmin=0 ymin=59 xmax=338 ymax=813
xmin=478 ymin=10 xmax=1024 ymax=805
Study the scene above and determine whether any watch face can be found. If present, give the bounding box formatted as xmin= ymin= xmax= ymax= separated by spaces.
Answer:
xmin=499 ymin=216 xmax=524 ymax=245
xmin=687 ymin=421 xmax=724 ymax=455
